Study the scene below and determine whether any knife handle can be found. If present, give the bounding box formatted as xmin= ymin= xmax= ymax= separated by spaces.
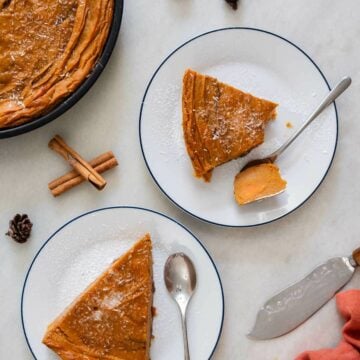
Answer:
xmin=353 ymin=248 xmax=360 ymax=266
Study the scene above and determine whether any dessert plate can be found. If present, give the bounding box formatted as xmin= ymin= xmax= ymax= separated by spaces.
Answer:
xmin=139 ymin=27 xmax=338 ymax=227
xmin=21 ymin=206 xmax=224 ymax=360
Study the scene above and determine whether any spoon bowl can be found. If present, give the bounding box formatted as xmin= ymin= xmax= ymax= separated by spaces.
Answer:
xmin=164 ymin=253 xmax=197 ymax=360
xmin=235 ymin=76 xmax=351 ymax=204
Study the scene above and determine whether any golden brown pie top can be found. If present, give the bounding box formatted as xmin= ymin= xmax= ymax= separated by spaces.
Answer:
xmin=182 ymin=69 xmax=278 ymax=181
xmin=42 ymin=234 xmax=153 ymax=360
xmin=0 ymin=0 xmax=114 ymax=128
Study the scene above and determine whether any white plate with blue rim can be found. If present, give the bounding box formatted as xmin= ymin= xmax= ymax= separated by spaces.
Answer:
xmin=21 ymin=206 xmax=224 ymax=360
xmin=139 ymin=27 xmax=338 ymax=227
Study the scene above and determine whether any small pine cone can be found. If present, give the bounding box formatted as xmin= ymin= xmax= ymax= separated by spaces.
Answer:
xmin=225 ymin=0 xmax=239 ymax=10
xmin=6 ymin=214 xmax=33 ymax=243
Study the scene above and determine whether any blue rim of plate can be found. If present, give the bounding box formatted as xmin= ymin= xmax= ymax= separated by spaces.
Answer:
xmin=0 ymin=0 xmax=124 ymax=139
xmin=139 ymin=27 xmax=339 ymax=228
xmin=21 ymin=206 xmax=225 ymax=360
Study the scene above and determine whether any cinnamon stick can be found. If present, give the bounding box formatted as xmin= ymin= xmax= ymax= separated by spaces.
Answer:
xmin=49 ymin=152 xmax=118 ymax=197
xmin=49 ymin=135 xmax=107 ymax=190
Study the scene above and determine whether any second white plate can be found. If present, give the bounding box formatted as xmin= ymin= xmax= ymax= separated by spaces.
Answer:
xmin=139 ymin=27 xmax=338 ymax=227
xmin=22 ymin=207 xmax=224 ymax=360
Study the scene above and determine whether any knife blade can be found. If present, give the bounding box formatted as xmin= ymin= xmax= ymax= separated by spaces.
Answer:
xmin=249 ymin=248 xmax=360 ymax=340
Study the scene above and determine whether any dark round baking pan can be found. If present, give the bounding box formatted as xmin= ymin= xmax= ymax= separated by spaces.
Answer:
xmin=0 ymin=0 xmax=124 ymax=139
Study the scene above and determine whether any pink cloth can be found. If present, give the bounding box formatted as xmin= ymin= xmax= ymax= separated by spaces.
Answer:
xmin=296 ymin=290 xmax=360 ymax=360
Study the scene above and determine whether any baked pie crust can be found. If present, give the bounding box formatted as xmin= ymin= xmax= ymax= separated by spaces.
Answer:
xmin=0 ymin=0 xmax=114 ymax=128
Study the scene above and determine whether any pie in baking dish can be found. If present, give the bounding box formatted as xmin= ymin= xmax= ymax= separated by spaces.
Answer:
xmin=0 ymin=0 xmax=114 ymax=128
xmin=182 ymin=69 xmax=278 ymax=181
xmin=42 ymin=234 xmax=153 ymax=360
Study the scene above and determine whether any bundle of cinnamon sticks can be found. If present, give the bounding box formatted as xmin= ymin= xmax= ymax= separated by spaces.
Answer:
xmin=48 ymin=135 xmax=118 ymax=197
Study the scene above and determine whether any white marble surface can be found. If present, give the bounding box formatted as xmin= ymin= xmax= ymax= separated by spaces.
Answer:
xmin=1 ymin=1 xmax=360 ymax=359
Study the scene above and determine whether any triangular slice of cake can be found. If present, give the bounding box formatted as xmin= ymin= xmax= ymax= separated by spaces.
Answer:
xmin=182 ymin=69 xmax=278 ymax=181
xmin=43 ymin=234 xmax=153 ymax=360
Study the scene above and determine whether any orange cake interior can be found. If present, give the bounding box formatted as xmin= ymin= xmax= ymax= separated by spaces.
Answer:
xmin=234 ymin=163 xmax=287 ymax=205
xmin=182 ymin=69 xmax=278 ymax=181
xmin=42 ymin=234 xmax=153 ymax=360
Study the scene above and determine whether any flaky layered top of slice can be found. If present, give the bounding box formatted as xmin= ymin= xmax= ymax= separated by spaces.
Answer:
xmin=0 ymin=0 xmax=114 ymax=128
xmin=43 ymin=234 xmax=153 ymax=360
xmin=182 ymin=69 xmax=278 ymax=181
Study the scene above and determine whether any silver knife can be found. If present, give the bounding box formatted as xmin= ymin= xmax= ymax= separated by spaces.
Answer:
xmin=249 ymin=247 xmax=360 ymax=340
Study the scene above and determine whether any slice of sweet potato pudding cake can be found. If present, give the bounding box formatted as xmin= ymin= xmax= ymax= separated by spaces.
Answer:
xmin=182 ymin=69 xmax=278 ymax=181
xmin=43 ymin=234 xmax=153 ymax=360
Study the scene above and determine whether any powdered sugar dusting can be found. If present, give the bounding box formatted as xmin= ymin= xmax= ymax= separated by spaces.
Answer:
xmin=24 ymin=208 xmax=224 ymax=359
xmin=90 ymin=310 xmax=103 ymax=322
xmin=205 ymin=62 xmax=313 ymax=115
xmin=139 ymin=29 xmax=337 ymax=225
xmin=0 ymin=0 xmax=77 ymax=104
xmin=147 ymin=63 xmax=304 ymax=174
xmin=57 ymin=240 xmax=120 ymax=308
xmin=52 ymin=214 xmax=193 ymax=319
xmin=101 ymin=292 xmax=124 ymax=310
xmin=150 ymin=62 xmax=332 ymax=182
xmin=204 ymin=62 xmax=335 ymax=160
xmin=149 ymin=83 xmax=186 ymax=162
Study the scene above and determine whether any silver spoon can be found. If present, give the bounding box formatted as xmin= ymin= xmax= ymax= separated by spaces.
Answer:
xmin=164 ymin=253 xmax=197 ymax=360
xmin=240 ymin=76 xmax=352 ymax=172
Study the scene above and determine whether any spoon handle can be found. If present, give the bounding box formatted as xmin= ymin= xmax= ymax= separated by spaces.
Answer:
xmin=180 ymin=311 xmax=190 ymax=360
xmin=271 ymin=76 xmax=351 ymax=159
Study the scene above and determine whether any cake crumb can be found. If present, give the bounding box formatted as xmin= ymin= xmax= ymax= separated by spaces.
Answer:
xmin=225 ymin=0 xmax=239 ymax=10
xmin=286 ymin=121 xmax=293 ymax=128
